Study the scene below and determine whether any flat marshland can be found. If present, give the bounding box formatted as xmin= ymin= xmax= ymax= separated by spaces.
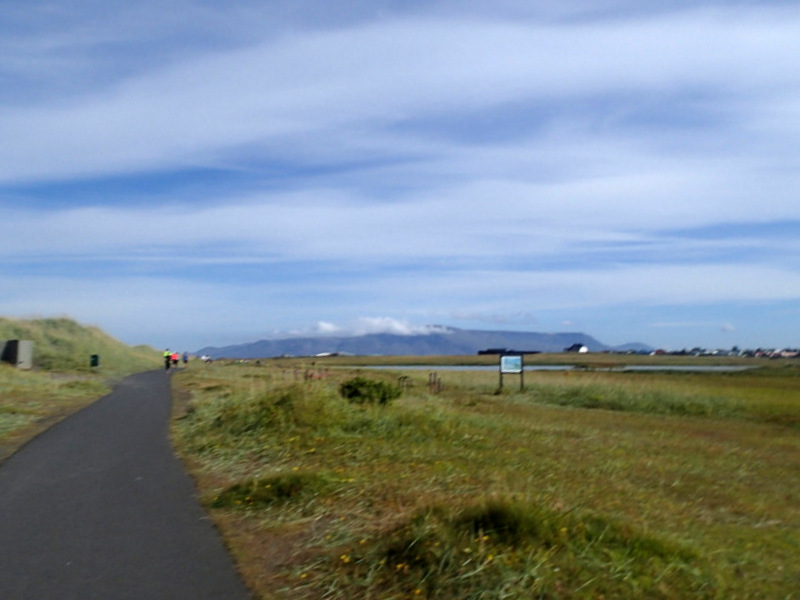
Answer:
xmin=171 ymin=357 xmax=800 ymax=599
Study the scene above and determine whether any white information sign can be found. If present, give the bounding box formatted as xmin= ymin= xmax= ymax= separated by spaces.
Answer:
xmin=499 ymin=354 xmax=524 ymax=390
xmin=500 ymin=355 xmax=523 ymax=374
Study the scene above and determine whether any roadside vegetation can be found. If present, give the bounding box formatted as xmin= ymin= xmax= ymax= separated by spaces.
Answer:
xmin=172 ymin=357 xmax=800 ymax=599
xmin=0 ymin=317 xmax=160 ymax=460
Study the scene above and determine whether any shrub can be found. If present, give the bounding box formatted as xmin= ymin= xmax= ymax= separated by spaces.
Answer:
xmin=338 ymin=376 xmax=402 ymax=405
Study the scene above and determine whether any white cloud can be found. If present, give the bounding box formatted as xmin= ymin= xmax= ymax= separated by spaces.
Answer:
xmin=283 ymin=318 xmax=453 ymax=338
xmin=349 ymin=317 xmax=450 ymax=337
xmin=4 ymin=173 xmax=798 ymax=273
xmin=311 ymin=321 xmax=343 ymax=335
xmin=2 ymin=7 xmax=800 ymax=183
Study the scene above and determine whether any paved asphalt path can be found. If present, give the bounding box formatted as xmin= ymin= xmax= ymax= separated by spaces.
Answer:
xmin=0 ymin=370 xmax=253 ymax=600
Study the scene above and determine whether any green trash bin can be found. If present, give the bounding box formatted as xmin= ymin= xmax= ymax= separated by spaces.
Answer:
xmin=90 ymin=354 xmax=99 ymax=368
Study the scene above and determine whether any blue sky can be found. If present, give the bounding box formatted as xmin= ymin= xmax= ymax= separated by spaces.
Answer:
xmin=2 ymin=0 xmax=800 ymax=351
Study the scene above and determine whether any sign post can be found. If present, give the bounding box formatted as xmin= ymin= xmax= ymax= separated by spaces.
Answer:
xmin=499 ymin=354 xmax=524 ymax=391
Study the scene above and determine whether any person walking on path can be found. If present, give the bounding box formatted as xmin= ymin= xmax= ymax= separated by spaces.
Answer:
xmin=164 ymin=348 xmax=171 ymax=370
xmin=0 ymin=370 xmax=252 ymax=600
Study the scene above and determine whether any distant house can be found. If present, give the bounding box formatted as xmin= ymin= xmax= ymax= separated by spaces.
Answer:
xmin=564 ymin=343 xmax=589 ymax=353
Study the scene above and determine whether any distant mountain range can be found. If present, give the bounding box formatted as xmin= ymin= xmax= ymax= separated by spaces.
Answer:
xmin=196 ymin=328 xmax=652 ymax=358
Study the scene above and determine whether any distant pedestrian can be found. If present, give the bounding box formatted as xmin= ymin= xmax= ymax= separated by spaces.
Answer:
xmin=171 ymin=352 xmax=179 ymax=367
xmin=182 ymin=351 xmax=188 ymax=365
xmin=164 ymin=349 xmax=171 ymax=370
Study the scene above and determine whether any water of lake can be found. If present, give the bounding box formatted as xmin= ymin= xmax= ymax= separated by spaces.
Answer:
xmin=360 ymin=365 xmax=754 ymax=373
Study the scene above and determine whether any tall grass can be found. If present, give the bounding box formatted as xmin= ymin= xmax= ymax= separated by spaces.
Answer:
xmin=172 ymin=362 xmax=800 ymax=599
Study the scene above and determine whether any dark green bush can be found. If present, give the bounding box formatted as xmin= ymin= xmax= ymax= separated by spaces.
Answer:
xmin=339 ymin=376 xmax=402 ymax=405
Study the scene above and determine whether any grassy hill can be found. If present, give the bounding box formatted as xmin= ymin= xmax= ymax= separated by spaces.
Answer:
xmin=0 ymin=316 xmax=158 ymax=372
xmin=1 ymin=317 xmax=161 ymax=461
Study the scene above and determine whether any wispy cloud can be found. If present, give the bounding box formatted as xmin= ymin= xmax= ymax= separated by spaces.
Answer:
xmin=292 ymin=318 xmax=450 ymax=338
xmin=2 ymin=1 xmax=800 ymax=350
xmin=3 ymin=7 xmax=800 ymax=182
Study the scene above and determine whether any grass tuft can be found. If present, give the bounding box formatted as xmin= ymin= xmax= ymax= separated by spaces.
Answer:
xmin=210 ymin=471 xmax=333 ymax=509
xmin=339 ymin=376 xmax=403 ymax=405
xmin=326 ymin=499 xmax=715 ymax=599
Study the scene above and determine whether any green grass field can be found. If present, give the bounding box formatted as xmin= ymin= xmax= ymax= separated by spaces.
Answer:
xmin=171 ymin=358 xmax=800 ymax=599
